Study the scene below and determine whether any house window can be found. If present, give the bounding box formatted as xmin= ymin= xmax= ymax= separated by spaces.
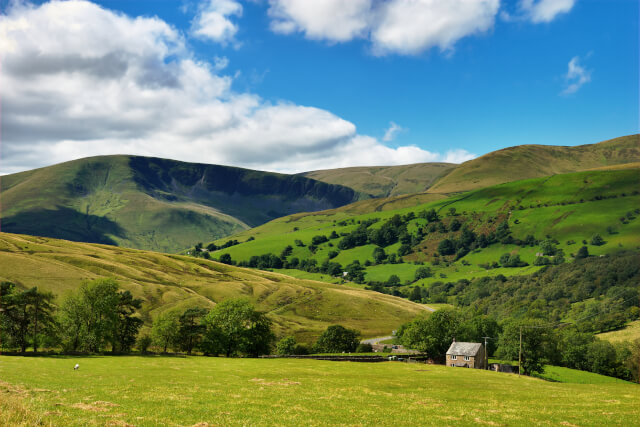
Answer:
xmin=451 ymin=355 xmax=457 ymax=360
xmin=464 ymin=356 xmax=470 ymax=361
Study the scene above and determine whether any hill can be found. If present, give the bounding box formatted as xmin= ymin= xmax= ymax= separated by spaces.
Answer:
xmin=206 ymin=167 xmax=640 ymax=304
xmin=0 ymin=232 xmax=427 ymax=342
xmin=301 ymin=162 xmax=455 ymax=198
xmin=428 ymin=134 xmax=640 ymax=193
xmin=2 ymin=356 xmax=638 ymax=426
xmin=0 ymin=155 xmax=360 ymax=253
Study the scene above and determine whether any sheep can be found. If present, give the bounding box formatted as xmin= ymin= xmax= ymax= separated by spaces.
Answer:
xmin=74 ymin=364 xmax=80 ymax=370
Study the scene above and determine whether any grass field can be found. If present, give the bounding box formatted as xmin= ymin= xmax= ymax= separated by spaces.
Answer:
xmin=0 ymin=232 xmax=428 ymax=343
xmin=597 ymin=320 xmax=640 ymax=343
xmin=0 ymin=356 xmax=638 ymax=426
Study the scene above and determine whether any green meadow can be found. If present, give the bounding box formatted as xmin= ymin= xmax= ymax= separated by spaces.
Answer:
xmin=1 ymin=356 xmax=638 ymax=426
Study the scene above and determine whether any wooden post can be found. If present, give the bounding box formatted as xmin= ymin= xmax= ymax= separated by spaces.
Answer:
xmin=518 ymin=327 xmax=522 ymax=377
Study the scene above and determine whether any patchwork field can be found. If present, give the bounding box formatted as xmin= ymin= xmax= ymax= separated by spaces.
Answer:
xmin=1 ymin=356 xmax=638 ymax=426
xmin=209 ymin=167 xmax=640 ymax=289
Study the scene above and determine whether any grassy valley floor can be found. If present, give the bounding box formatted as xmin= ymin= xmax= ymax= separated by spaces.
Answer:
xmin=0 ymin=356 xmax=638 ymax=426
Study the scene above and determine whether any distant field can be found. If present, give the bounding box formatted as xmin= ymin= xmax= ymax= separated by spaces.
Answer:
xmin=0 ymin=232 xmax=428 ymax=343
xmin=1 ymin=356 xmax=638 ymax=426
xmin=598 ymin=320 xmax=640 ymax=343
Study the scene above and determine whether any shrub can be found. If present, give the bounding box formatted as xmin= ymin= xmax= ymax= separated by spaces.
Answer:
xmin=356 ymin=343 xmax=373 ymax=353
xmin=590 ymin=234 xmax=605 ymax=246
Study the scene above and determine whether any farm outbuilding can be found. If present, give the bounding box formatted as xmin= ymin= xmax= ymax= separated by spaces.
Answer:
xmin=445 ymin=339 xmax=486 ymax=369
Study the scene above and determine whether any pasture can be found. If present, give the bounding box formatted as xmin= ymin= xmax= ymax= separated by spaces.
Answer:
xmin=1 ymin=356 xmax=638 ymax=426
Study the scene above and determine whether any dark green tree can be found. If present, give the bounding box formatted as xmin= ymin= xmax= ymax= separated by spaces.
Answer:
xmin=276 ymin=336 xmax=297 ymax=355
xmin=314 ymin=325 xmax=360 ymax=353
xmin=178 ymin=307 xmax=208 ymax=355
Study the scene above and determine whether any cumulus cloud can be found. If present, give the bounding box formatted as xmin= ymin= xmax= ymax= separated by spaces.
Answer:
xmin=562 ymin=56 xmax=591 ymax=95
xmin=519 ymin=0 xmax=576 ymax=23
xmin=267 ymin=0 xmax=500 ymax=55
xmin=0 ymin=0 xmax=474 ymax=175
xmin=192 ymin=0 xmax=242 ymax=45
xmin=268 ymin=0 xmax=372 ymax=42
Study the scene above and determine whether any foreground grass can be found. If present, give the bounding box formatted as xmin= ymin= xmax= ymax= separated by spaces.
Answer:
xmin=1 ymin=356 xmax=638 ymax=426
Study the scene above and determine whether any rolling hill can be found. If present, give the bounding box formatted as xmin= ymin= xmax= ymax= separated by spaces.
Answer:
xmin=207 ymin=166 xmax=640 ymax=290
xmin=427 ymin=134 xmax=640 ymax=194
xmin=0 ymin=232 xmax=428 ymax=342
xmin=0 ymin=155 xmax=361 ymax=253
xmin=301 ymin=162 xmax=455 ymax=198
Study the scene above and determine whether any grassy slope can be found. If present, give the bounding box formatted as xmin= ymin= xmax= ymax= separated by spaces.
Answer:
xmin=1 ymin=155 xmax=360 ymax=253
xmin=428 ymin=134 xmax=640 ymax=193
xmin=1 ymin=356 xmax=638 ymax=426
xmin=597 ymin=320 xmax=640 ymax=343
xmin=0 ymin=232 xmax=427 ymax=342
xmin=301 ymin=162 xmax=455 ymax=197
xmin=210 ymin=167 xmax=640 ymax=288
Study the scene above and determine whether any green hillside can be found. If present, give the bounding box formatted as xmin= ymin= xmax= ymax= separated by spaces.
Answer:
xmin=1 ymin=156 xmax=360 ymax=253
xmin=428 ymin=134 xmax=640 ymax=193
xmin=0 ymin=232 xmax=428 ymax=342
xmin=301 ymin=162 xmax=455 ymax=197
xmin=207 ymin=167 xmax=640 ymax=296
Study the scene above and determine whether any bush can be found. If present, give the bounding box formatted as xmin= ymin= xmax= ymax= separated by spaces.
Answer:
xmin=137 ymin=335 xmax=152 ymax=354
xmin=314 ymin=325 xmax=360 ymax=353
xmin=276 ymin=336 xmax=297 ymax=355
xmin=590 ymin=234 xmax=605 ymax=246
xmin=575 ymin=246 xmax=589 ymax=259
xmin=356 ymin=343 xmax=373 ymax=353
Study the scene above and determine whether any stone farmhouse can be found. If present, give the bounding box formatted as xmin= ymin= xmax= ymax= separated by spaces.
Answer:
xmin=445 ymin=339 xmax=486 ymax=369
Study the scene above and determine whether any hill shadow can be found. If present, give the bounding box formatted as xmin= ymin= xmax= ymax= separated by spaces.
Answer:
xmin=1 ymin=206 xmax=125 ymax=245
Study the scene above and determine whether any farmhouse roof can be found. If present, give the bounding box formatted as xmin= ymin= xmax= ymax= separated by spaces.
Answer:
xmin=446 ymin=342 xmax=482 ymax=356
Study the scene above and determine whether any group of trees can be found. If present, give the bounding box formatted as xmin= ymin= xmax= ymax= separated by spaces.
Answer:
xmin=276 ymin=325 xmax=361 ymax=355
xmin=396 ymin=308 xmax=639 ymax=381
xmin=1 ymin=279 xmax=143 ymax=353
xmin=150 ymin=299 xmax=274 ymax=357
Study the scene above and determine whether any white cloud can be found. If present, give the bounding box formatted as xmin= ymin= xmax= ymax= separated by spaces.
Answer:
xmin=267 ymin=0 xmax=500 ymax=55
xmin=371 ymin=0 xmax=500 ymax=55
xmin=562 ymin=56 xmax=591 ymax=95
xmin=268 ymin=0 xmax=372 ymax=42
xmin=0 ymin=0 xmax=474 ymax=175
xmin=192 ymin=0 xmax=242 ymax=45
xmin=519 ymin=0 xmax=576 ymax=23
xmin=382 ymin=122 xmax=406 ymax=142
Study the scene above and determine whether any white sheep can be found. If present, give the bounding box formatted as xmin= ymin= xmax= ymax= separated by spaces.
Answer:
xmin=74 ymin=364 xmax=80 ymax=370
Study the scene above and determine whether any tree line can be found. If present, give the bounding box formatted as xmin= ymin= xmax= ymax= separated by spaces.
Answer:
xmin=396 ymin=308 xmax=639 ymax=381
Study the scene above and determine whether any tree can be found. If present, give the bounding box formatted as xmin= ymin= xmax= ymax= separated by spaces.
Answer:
xmin=409 ymin=286 xmax=423 ymax=302
xmin=177 ymin=307 xmax=208 ymax=355
xmin=59 ymin=278 xmax=121 ymax=353
xmin=437 ymin=239 xmax=456 ymax=256
xmin=152 ymin=311 xmax=180 ymax=353
xmin=386 ymin=275 xmax=401 ymax=286
xmin=113 ymin=290 xmax=143 ymax=353
xmin=276 ymin=336 xmax=297 ymax=355
xmin=219 ymin=253 xmax=233 ymax=265
xmin=496 ymin=319 xmax=556 ymax=375
xmin=314 ymin=325 xmax=360 ymax=353
xmin=138 ymin=335 xmax=152 ymax=353
xmin=590 ymin=234 xmax=605 ymax=246
xmin=373 ymin=247 xmax=387 ymax=264
xmin=201 ymin=299 xmax=274 ymax=357
xmin=27 ymin=288 xmax=56 ymax=353
xmin=397 ymin=309 xmax=459 ymax=358
xmin=345 ymin=260 xmax=366 ymax=283
xmin=575 ymin=246 xmax=589 ymax=259
xmin=414 ymin=267 xmax=432 ymax=280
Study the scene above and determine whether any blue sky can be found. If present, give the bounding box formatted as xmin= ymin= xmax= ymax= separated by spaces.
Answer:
xmin=0 ymin=0 xmax=637 ymax=174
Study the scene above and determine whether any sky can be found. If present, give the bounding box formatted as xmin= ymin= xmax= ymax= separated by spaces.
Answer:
xmin=0 ymin=0 xmax=637 ymax=175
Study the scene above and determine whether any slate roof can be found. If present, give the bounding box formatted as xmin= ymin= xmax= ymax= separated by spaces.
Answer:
xmin=446 ymin=342 xmax=482 ymax=356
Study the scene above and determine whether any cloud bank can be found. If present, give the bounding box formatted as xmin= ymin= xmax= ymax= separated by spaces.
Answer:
xmin=0 ymin=0 xmax=474 ymax=175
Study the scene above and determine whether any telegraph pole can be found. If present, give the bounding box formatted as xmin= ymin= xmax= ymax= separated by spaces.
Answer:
xmin=518 ymin=327 xmax=522 ymax=377
xmin=482 ymin=336 xmax=490 ymax=370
